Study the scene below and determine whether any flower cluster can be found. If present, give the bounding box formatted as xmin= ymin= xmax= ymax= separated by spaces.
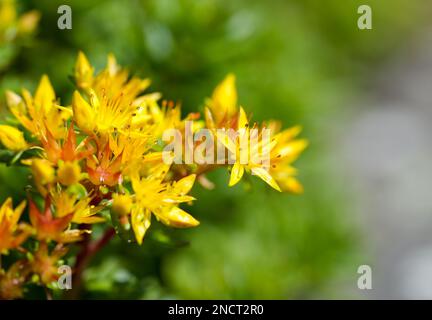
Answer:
xmin=0 ymin=52 xmax=306 ymax=298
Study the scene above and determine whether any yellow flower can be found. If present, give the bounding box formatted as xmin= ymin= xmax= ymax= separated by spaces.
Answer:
xmin=130 ymin=164 xmax=199 ymax=244
xmin=107 ymin=125 xmax=168 ymax=176
xmin=29 ymin=197 xmax=88 ymax=243
xmin=6 ymin=75 xmax=70 ymax=140
xmin=72 ymin=52 xmax=157 ymax=136
xmin=205 ymin=74 xmax=306 ymax=192
xmin=0 ymin=124 xmax=28 ymax=151
xmin=0 ymin=198 xmax=30 ymax=254
xmin=57 ymin=161 xmax=82 ymax=186
xmin=86 ymin=141 xmax=123 ymax=186
xmin=51 ymin=190 xmax=104 ymax=224
xmin=217 ymin=108 xmax=307 ymax=192
xmin=218 ymin=107 xmax=281 ymax=191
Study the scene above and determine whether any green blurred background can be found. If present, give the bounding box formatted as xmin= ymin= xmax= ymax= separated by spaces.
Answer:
xmin=1 ymin=0 xmax=431 ymax=299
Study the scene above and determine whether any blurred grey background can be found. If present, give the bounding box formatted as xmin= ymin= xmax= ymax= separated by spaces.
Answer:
xmin=341 ymin=27 xmax=432 ymax=299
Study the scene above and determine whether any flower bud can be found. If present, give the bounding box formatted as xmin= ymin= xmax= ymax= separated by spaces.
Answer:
xmin=0 ymin=125 xmax=28 ymax=151
xmin=31 ymin=159 xmax=55 ymax=185
xmin=72 ymin=90 xmax=95 ymax=134
xmin=112 ymin=194 xmax=133 ymax=216
xmin=57 ymin=161 xmax=81 ymax=186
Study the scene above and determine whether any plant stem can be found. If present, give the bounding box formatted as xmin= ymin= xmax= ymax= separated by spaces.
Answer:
xmin=65 ymin=227 xmax=116 ymax=299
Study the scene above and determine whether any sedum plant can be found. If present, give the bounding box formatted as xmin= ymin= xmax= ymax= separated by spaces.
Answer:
xmin=0 ymin=52 xmax=306 ymax=299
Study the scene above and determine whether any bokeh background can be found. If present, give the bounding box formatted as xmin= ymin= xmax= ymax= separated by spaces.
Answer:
xmin=1 ymin=0 xmax=432 ymax=299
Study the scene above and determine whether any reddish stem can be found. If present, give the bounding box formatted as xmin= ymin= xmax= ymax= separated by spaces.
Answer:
xmin=65 ymin=227 xmax=116 ymax=299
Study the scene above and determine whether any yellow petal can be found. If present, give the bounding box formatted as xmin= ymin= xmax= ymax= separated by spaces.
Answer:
xmin=211 ymin=73 xmax=237 ymax=119
xmin=238 ymin=106 xmax=249 ymax=129
xmin=75 ymin=216 xmax=105 ymax=224
xmin=277 ymin=139 xmax=308 ymax=160
xmin=132 ymin=208 xmax=151 ymax=245
xmin=69 ymin=198 xmax=104 ymax=224
xmin=280 ymin=125 xmax=302 ymax=141
xmin=11 ymin=200 xmax=27 ymax=226
xmin=142 ymin=151 xmax=163 ymax=163
xmin=107 ymin=53 xmax=120 ymax=76
xmin=5 ymin=90 xmax=23 ymax=109
xmin=72 ymin=90 xmax=95 ymax=134
xmin=279 ymin=177 xmax=304 ymax=194
xmin=0 ymin=125 xmax=28 ymax=151
xmin=157 ymin=206 xmax=199 ymax=228
xmin=75 ymin=51 xmax=94 ymax=88
xmin=60 ymin=229 xmax=90 ymax=243
xmin=251 ymin=167 xmax=281 ymax=192
xmin=229 ymin=162 xmax=244 ymax=186
xmin=0 ymin=197 xmax=13 ymax=223
xmin=204 ymin=106 xmax=216 ymax=129
xmin=216 ymin=129 xmax=237 ymax=154
xmin=34 ymin=75 xmax=56 ymax=110
xmin=132 ymin=92 xmax=161 ymax=108
xmin=148 ymin=163 xmax=171 ymax=181
xmin=17 ymin=10 xmax=40 ymax=34
xmin=163 ymin=195 xmax=196 ymax=204
xmin=173 ymin=174 xmax=196 ymax=195
xmin=21 ymin=89 xmax=38 ymax=129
